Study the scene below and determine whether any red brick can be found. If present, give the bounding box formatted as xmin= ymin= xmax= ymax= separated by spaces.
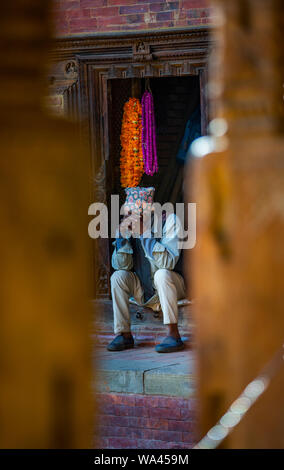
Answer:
xmin=168 ymin=419 xmax=194 ymax=432
xmin=95 ymin=393 xmax=112 ymax=405
xmin=181 ymin=0 xmax=209 ymax=8
xmin=118 ymin=394 xmax=136 ymax=406
xmin=186 ymin=8 xmax=202 ymax=18
xmin=54 ymin=0 xmax=212 ymax=34
xmin=145 ymin=418 xmax=168 ymax=429
xmin=187 ymin=18 xmax=201 ymax=25
xmin=100 ymin=414 xmax=130 ymax=427
xmin=97 ymin=16 xmax=127 ymax=27
xmin=177 ymin=11 xmax=187 ymax=19
xmin=95 ymin=15 xmax=133 ymax=27
xmin=57 ymin=1 xmax=80 ymax=11
xmin=97 ymin=425 xmax=129 ymax=437
xmin=90 ymin=6 xmax=119 ymax=17
xmin=125 ymin=14 xmax=144 ymax=23
xmin=146 ymin=22 xmax=175 ymax=28
xmin=163 ymin=441 xmax=188 ymax=449
xmin=134 ymin=395 xmax=148 ymax=407
xmin=185 ymin=398 xmax=198 ymax=409
xmin=135 ymin=395 xmax=176 ymax=408
xmin=182 ymin=431 xmax=195 ymax=444
xmin=175 ymin=397 xmax=194 ymax=408
xmin=65 ymin=9 xmax=91 ymax=19
xmin=155 ymin=396 xmax=189 ymax=408
xmin=95 ymin=392 xmax=197 ymax=449
xmin=54 ymin=20 xmax=69 ymax=34
xmin=97 ymin=403 xmax=117 ymax=415
xmin=80 ymin=0 xmax=107 ymax=7
xmin=69 ymin=17 xmax=97 ymax=31
xmin=152 ymin=429 xmax=182 ymax=442
xmin=168 ymin=1 xmax=179 ymax=10
xmin=151 ymin=407 xmax=181 ymax=420
xmin=119 ymin=4 xmax=149 ymax=14
xmin=133 ymin=406 xmax=149 ymax=417
xmin=150 ymin=1 xmax=179 ymax=13
xmin=130 ymin=427 xmax=153 ymax=439
xmin=180 ymin=407 xmax=195 ymax=420
xmin=55 ymin=0 xmax=212 ymax=38
xmin=156 ymin=11 xmax=173 ymax=21
xmin=145 ymin=396 xmax=177 ymax=408
xmin=107 ymin=437 xmax=137 ymax=449
xmin=119 ymin=23 xmax=143 ymax=30
xmin=97 ymin=24 xmax=121 ymax=30
xmin=93 ymin=436 xmax=109 ymax=448
xmin=110 ymin=0 xmax=137 ymax=4
xmin=149 ymin=2 xmax=167 ymax=13
xmin=128 ymin=416 xmax=148 ymax=427
xmin=98 ymin=393 xmax=136 ymax=406
xmin=114 ymin=404 xmax=149 ymax=417
xmin=143 ymin=396 xmax=162 ymax=407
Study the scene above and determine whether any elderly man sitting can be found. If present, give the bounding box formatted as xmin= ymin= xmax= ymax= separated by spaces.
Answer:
xmin=107 ymin=206 xmax=186 ymax=354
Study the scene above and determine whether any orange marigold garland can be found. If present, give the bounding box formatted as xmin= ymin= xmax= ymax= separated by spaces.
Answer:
xmin=120 ymin=97 xmax=144 ymax=188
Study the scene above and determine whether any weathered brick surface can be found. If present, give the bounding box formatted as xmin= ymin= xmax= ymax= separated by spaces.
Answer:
xmin=53 ymin=0 xmax=212 ymax=36
xmin=94 ymin=392 xmax=196 ymax=449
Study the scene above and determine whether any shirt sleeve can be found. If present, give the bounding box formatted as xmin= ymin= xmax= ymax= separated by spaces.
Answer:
xmin=111 ymin=235 xmax=133 ymax=271
xmin=140 ymin=213 xmax=183 ymax=270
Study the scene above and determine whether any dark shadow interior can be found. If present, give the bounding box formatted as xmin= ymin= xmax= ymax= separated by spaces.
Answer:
xmin=106 ymin=76 xmax=201 ymax=282
xmin=107 ymin=76 xmax=200 ymax=205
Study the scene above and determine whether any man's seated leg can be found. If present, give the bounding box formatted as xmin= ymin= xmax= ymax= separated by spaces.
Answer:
xmin=153 ymin=269 xmax=186 ymax=353
xmin=107 ymin=270 xmax=142 ymax=351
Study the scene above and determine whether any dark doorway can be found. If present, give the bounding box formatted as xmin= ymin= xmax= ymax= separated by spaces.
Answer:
xmin=105 ymin=75 xmax=201 ymax=288
xmin=107 ymin=76 xmax=200 ymax=211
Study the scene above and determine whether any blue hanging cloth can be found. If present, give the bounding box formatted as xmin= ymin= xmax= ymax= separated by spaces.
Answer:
xmin=176 ymin=107 xmax=201 ymax=163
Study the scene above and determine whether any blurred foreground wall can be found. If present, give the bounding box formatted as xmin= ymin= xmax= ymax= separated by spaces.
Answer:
xmin=0 ymin=2 xmax=93 ymax=448
xmin=190 ymin=0 xmax=284 ymax=448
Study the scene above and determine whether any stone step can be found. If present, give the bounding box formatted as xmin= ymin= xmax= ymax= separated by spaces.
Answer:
xmin=94 ymin=340 xmax=196 ymax=448
xmin=95 ymin=345 xmax=195 ymax=399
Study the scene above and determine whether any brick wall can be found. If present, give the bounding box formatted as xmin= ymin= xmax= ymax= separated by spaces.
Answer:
xmin=53 ymin=0 xmax=212 ymax=36
xmin=94 ymin=393 xmax=197 ymax=449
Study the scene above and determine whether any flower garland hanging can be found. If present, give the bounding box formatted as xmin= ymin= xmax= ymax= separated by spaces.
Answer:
xmin=141 ymin=90 xmax=158 ymax=176
xmin=120 ymin=98 xmax=144 ymax=188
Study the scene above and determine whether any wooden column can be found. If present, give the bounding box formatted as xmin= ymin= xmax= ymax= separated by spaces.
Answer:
xmin=0 ymin=1 xmax=93 ymax=448
xmin=189 ymin=0 xmax=284 ymax=448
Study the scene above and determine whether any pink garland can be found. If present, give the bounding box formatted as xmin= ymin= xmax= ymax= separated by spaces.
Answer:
xmin=141 ymin=90 xmax=158 ymax=176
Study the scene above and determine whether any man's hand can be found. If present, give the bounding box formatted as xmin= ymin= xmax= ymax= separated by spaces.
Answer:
xmin=119 ymin=213 xmax=143 ymax=237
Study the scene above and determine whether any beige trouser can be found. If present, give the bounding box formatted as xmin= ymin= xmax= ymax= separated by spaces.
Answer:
xmin=110 ymin=269 xmax=186 ymax=334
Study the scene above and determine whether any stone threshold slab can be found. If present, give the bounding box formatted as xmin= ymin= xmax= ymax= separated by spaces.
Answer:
xmin=94 ymin=345 xmax=195 ymax=398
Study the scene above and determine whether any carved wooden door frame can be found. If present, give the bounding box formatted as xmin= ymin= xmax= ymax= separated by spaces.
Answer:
xmin=50 ymin=27 xmax=211 ymax=297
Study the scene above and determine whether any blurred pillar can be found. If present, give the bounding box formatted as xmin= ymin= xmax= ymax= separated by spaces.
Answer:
xmin=189 ymin=0 xmax=284 ymax=447
xmin=0 ymin=2 xmax=93 ymax=447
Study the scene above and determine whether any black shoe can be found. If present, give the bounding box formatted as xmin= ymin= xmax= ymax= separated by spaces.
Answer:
xmin=155 ymin=336 xmax=185 ymax=353
xmin=107 ymin=334 xmax=134 ymax=352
